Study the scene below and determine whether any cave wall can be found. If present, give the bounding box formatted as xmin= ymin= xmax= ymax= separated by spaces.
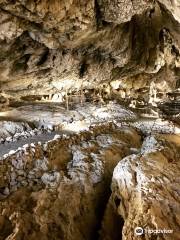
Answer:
xmin=0 ymin=0 xmax=179 ymax=99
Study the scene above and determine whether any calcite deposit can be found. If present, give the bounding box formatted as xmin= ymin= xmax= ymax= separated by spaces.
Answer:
xmin=100 ymin=134 xmax=180 ymax=240
xmin=0 ymin=0 xmax=179 ymax=99
xmin=0 ymin=123 xmax=142 ymax=240
xmin=0 ymin=0 xmax=180 ymax=240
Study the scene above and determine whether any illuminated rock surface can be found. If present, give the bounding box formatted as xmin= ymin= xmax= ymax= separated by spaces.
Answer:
xmin=0 ymin=1 xmax=180 ymax=240
xmin=100 ymin=134 xmax=180 ymax=240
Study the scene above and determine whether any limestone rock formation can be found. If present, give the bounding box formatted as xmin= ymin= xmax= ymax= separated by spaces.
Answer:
xmin=0 ymin=124 xmax=142 ymax=240
xmin=98 ymin=0 xmax=153 ymax=24
xmin=101 ymin=134 xmax=180 ymax=240
xmin=0 ymin=1 xmax=180 ymax=240
xmin=0 ymin=0 xmax=179 ymax=100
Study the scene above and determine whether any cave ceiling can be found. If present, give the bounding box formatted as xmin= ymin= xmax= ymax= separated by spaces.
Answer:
xmin=0 ymin=0 xmax=179 ymax=97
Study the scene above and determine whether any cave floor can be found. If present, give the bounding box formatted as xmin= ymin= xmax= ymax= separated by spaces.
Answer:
xmin=0 ymin=101 xmax=180 ymax=240
xmin=0 ymin=130 xmax=74 ymax=158
xmin=0 ymin=101 xmax=137 ymax=130
xmin=0 ymin=101 xmax=179 ymax=158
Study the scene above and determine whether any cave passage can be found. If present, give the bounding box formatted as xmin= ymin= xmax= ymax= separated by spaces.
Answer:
xmin=0 ymin=0 xmax=180 ymax=240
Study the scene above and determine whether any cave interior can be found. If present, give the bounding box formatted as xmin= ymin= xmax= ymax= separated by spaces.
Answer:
xmin=0 ymin=1 xmax=180 ymax=240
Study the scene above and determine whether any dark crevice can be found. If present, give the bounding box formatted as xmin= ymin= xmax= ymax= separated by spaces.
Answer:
xmin=52 ymin=55 xmax=56 ymax=61
xmin=0 ymin=216 xmax=13 ymax=239
xmin=93 ymin=48 xmax=104 ymax=63
xmin=79 ymin=61 xmax=88 ymax=78
xmin=99 ymin=199 xmax=125 ymax=240
xmin=114 ymin=195 xmax=121 ymax=208
xmin=94 ymin=0 xmax=103 ymax=29
xmin=148 ymin=7 xmax=155 ymax=18
xmin=171 ymin=45 xmax=179 ymax=56
xmin=23 ymin=54 xmax=31 ymax=63
xmin=86 ymin=185 xmax=112 ymax=240
xmin=37 ymin=49 xmax=49 ymax=66
xmin=12 ymin=54 xmax=31 ymax=72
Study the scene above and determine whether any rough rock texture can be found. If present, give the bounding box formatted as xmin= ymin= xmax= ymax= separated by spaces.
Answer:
xmin=100 ymin=134 xmax=180 ymax=240
xmin=98 ymin=0 xmax=153 ymax=24
xmin=0 ymin=124 xmax=142 ymax=240
xmin=0 ymin=1 xmax=180 ymax=240
xmin=0 ymin=121 xmax=31 ymax=140
xmin=0 ymin=0 xmax=179 ymax=100
xmin=0 ymin=118 xmax=179 ymax=240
